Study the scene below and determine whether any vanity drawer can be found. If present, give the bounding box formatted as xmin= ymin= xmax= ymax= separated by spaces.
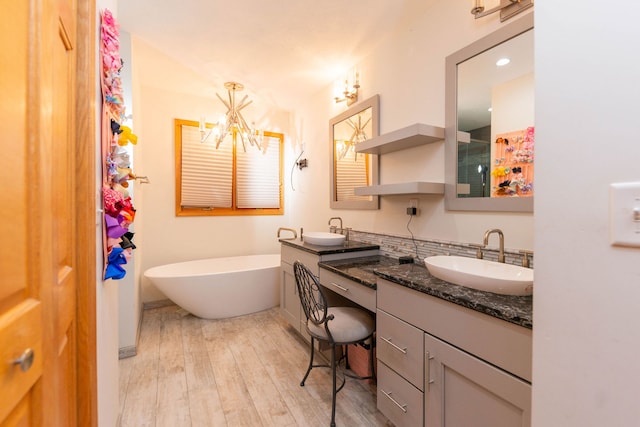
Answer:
xmin=281 ymin=245 xmax=320 ymax=275
xmin=377 ymin=309 xmax=424 ymax=390
xmin=378 ymin=278 xmax=532 ymax=382
xmin=318 ymin=269 xmax=376 ymax=312
xmin=377 ymin=361 xmax=423 ymax=427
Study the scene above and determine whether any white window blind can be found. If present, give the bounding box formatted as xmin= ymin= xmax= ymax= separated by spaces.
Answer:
xmin=180 ymin=125 xmax=233 ymax=208
xmin=236 ymin=135 xmax=281 ymax=208
xmin=335 ymin=152 xmax=370 ymax=201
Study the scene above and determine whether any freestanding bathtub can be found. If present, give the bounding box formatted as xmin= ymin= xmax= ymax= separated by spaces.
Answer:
xmin=144 ymin=254 xmax=281 ymax=319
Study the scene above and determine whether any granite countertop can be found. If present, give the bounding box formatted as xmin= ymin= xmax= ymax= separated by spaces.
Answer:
xmin=280 ymin=238 xmax=379 ymax=255
xmin=317 ymin=255 xmax=399 ymax=289
xmin=318 ymin=256 xmax=532 ymax=329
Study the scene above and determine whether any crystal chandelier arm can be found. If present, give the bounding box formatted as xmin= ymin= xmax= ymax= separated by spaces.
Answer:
xmin=237 ymin=111 xmax=261 ymax=149
xmin=235 ymin=95 xmax=252 ymax=111
xmin=237 ymin=133 xmax=248 ymax=152
xmin=216 ymin=92 xmax=231 ymax=110
xmin=360 ymin=117 xmax=372 ymax=130
xmin=348 ymin=129 xmax=358 ymax=143
xmin=215 ymin=112 xmax=233 ymax=149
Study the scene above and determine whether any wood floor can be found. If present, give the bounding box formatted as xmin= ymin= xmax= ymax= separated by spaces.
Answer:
xmin=118 ymin=305 xmax=394 ymax=427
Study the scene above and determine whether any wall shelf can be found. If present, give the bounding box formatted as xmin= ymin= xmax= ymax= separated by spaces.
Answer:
xmin=354 ymin=181 xmax=444 ymax=196
xmin=355 ymin=123 xmax=445 ymax=155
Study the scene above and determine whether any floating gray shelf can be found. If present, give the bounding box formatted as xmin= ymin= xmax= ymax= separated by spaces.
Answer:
xmin=355 ymin=123 xmax=445 ymax=155
xmin=354 ymin=181 xmax=444 ymax=196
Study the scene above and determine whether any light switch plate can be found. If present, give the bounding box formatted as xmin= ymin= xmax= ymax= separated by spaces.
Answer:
xmin=610 ymin=182 xmax=640 ymax=247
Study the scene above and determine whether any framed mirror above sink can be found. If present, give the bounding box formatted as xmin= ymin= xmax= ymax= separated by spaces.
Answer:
xmin=445 ymin=13 xmax=534 ymax=212
xmin=329 ymin=94 xmax=380 ymax=209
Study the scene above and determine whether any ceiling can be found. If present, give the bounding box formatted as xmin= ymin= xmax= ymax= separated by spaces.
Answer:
xmin=116 ymin=0 xmax=434 ymax=111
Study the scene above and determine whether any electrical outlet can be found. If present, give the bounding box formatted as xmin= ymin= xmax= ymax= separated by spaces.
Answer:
xmin=610 ymin=182 xmax=640 ymax=247
xmin=407 ymin=198 xmax=418 ymax=216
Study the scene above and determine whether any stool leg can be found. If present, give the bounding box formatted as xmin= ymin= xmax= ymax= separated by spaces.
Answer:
xmin=301 ymin=336 xmax=315 ymax=386
xmin=344 ymin=344 xmax=350 ymax=370
xmin=330 ymin=342 xmax=337 ymax=427
xmin=368 ymin=335 xmax=376 ymax=382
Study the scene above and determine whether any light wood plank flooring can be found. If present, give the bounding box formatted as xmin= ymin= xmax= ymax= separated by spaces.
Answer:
xmin=119 ymin=305 xmax=394 ymax=427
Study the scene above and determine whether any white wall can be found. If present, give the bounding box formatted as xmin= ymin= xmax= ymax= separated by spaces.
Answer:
xmin=116 ymin=30 xmax=141 ymax=356
xmin=96 ymin=2 xmax=120 ymax=426
xmin=533 ymin=1 xmax=640 ymax=425
xmin=492 ymin=73 xmax=535 ymax=136
xmin=290 ymin=2 xmax=535 ymax=252
xmin=128 ymin=2 xmax=536 ymax=303
xmin=131 ymin=38 xmax=292 ymax=302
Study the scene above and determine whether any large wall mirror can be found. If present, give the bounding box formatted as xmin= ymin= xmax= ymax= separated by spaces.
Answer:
xmin=330 ymin=94 xmax=380 ymax=209
xmin=445 ymin=13 xmax=534 ymax=212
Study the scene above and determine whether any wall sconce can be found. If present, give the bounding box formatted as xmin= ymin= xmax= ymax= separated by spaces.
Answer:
xmin=471 ymin=0 xmax=533 ymax=22
xmin=296 ymin=158 xmax=308 ymax=170
xmin=334 ymin=70 xmax=360 ymax=106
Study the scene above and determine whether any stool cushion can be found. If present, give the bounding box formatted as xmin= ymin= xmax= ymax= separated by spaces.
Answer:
xmin=307 ymin=306 xmax=374 ymax=344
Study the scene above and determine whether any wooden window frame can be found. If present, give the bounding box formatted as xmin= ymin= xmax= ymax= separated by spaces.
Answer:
xmin=174 ymin=118 xmax=284 ymax=216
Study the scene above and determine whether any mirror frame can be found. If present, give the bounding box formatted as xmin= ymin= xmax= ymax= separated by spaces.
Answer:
xmin=445 ymin=13 xmax=534 ymax=212
xmin=329 ymin=94 xmax=380 ymax=210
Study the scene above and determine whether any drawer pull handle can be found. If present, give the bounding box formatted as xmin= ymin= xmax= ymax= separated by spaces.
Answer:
xmin=381 ymin=336 xmax=407 ymax=354
xmin=330 ymin=282 xmax=349 ymax=292
xmin=12 ymin=348 xmax=35 ymax=372
xmin=381 ymin=389 xmax=407 ymax=413
xmin=426 ymin=351 xmax=434 ymax=386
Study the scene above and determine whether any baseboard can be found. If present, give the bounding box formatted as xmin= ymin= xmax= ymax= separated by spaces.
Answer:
xmin=118 ymin=345 xmax=137 ymax=359
xmin=142 ymin=298 xmax=174 ymax=310
xmin=118 ymin=301 xmax=146 ymax=360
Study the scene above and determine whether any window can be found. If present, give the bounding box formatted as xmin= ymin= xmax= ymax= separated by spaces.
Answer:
xmin=175 ymin=118 xmax=284 ymax=216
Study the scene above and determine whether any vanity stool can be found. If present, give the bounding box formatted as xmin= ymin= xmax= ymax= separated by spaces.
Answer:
xmin=293 ymin=261 xmax=376 ymax=427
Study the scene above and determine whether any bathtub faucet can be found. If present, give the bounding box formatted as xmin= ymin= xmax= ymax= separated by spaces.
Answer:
xmin=277 ymin=227 xmax=297 ymax=240
xmin=328 ymin=217 xmax=343 ymax=233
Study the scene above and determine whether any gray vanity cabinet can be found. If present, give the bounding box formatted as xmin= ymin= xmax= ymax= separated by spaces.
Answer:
xmin=376 ymin=309 xmax=425 ymax=427
xmin=280 ymin=243 xmax=378 ymax=335
xmin=280 ymin=244 xmax=322 ymax=334
xmin=280 ymin=260 xmax=301 ymax=332
xmin=376 ymin=278 xmax=532 ymax=427
xmin=424 ymin=333 xmax=531 ymax=427
xmin=318 ymin=268 xmax=376 ymax=312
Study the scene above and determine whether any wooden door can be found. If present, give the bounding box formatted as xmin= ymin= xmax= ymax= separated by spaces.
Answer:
xmin=0 ymin=0 xmax=96 ymax=425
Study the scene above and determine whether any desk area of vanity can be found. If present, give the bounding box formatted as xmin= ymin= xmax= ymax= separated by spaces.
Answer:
xmin=318 ymin=255 xmax=532 ymax=329
xmin=280 ymin=239 xmax=533 ymax=427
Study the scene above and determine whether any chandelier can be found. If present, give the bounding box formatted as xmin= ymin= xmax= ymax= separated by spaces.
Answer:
xmin=337 ymin=114 xmax=370 ymax=160
xmin=199 ymin=81 xmax=264 ymax=152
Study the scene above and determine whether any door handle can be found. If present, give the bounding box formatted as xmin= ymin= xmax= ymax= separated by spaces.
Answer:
xmin=12 ymin=348 xmax=35 ymax=372
xmin=426 ymin=351 xmax=434 ymax=386
xmin=381 ymin=389 xmax=408 ymax=413
xmin=330 ymin=282 xmax=349 ymax=292
xmin=380 ymin=336 xmax=407 ymax=354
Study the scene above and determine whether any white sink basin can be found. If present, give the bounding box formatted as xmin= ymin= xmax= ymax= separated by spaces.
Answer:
xmin=302 ymin=232 xmax=346 ymax=246
xmin=424 ymin=255 xmax=533 ymax=296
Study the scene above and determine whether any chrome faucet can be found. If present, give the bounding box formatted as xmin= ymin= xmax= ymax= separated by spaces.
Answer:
xmin=328 ymin=217 xmax=343 ymax=233
xmin=277 ymin=227 xmax=297 ymax=240
xmin=483 ymin=228 xmax=505 ymax=263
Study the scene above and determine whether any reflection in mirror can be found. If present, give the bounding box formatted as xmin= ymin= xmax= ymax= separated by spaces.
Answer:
xmin=445 ymin=13 xmax=534 ymax=212
xmin=330 ymin=95 xmax=379 ymax=209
